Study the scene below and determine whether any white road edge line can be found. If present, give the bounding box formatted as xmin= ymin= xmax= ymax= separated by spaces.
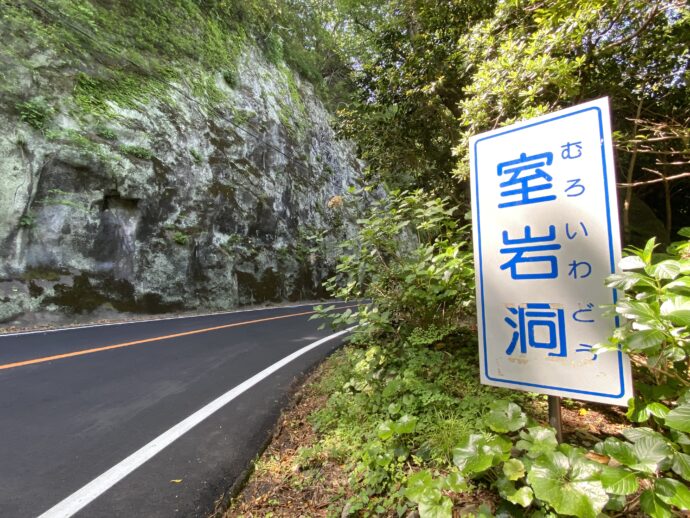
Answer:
xmin=0 ymin=301 xmax=344 ymax=338
xmin=37 ymin=326 xmax=355 ymax=518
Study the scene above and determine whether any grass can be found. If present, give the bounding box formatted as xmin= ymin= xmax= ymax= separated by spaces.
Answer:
xmin=119 ymin=144 xmax=154 ymax=160
xmin=224 ymin=321 xmax=633 ymax=517
xmin=226 ymin=327 xmax=527 ymax=516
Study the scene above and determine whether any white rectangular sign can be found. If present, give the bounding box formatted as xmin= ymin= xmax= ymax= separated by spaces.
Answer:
xmin=469 ymin=97 xmax=633 ymax=405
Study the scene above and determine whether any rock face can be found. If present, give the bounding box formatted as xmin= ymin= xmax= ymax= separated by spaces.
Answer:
xmin=0 ymin=42 xmax=362 ymax=324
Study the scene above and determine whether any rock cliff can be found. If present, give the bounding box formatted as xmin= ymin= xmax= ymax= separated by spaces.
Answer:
xmin=0 ymin=4 xmax=362 ymax=324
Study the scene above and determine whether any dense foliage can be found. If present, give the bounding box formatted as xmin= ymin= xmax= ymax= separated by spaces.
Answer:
xmin=3 ymin=0 xmax=352 ymax=118
xmin=309 ymin=3 xmax=690 ymax=516
xmin=333 ymin=0 xmax=689 ymax=243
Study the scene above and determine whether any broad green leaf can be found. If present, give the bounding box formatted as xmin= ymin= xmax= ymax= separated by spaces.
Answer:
xmin=642 ymin=238 xmax=657 ymax=265
xmin=647 ymin=402 xmax=671 ymax=418
xmin=619 ymin=255 xmax=646 ymax=270
xmin=622 ymin=329 xmax=665 ymax=353
xmin=394 ymin=414 xmax=417 ymax=434
xmin=599 ymin=465 xmax=639 ymax=495
xmin=630 ymin=436 xmax=673 ymax=473
xmin=503 ymin=459 xmax=525 ymax=481
xmin=666 ymin=403 xmax=690 ymax=433
xmin=627 ymin=398 xmax=654 ymax=422
xmin=606 ymin=272 xmax=656 ymax=290
xmin=656 ymin=478 xmax=690 ymax=510
xmin=601 ymin=438 xmax=637 ymax=467
xmin=660 ymin=296 xmax=690 ymax=326
xmin=641 ymin=490 xmax=673 ymax=518
xmin=495 ymin=477 xmax=532 ymax=507
xmin=485 ymin=401 xmax=527 ymax=433
xmin=405 ymin=470 xmax=435 ymax=503
xmin=452 ymin=434 xmax=511 ymax=475
xmin=516 ymin=427 xmax=558 ymax=458
xmin=672 ymin=452 xmax=690 ymax=481
xmin=646 ymin=260 xmax=681 ymax=280
xmin=615 ymin=299 xmax=657 ymax=321
xmin=377 ymin=420 xmax=394 ymax=440
xmin=679 ymin=227 xmax=690 ymax=238
xmin=623 ymin=427 xmax=669 ymax=444
xmin=527 ymin=451 xmax=608 ymax=518
xmin=605 ymin=494 xmax=627 ymax=512
xmin=507 ymin=486 xmax=533 ymax=508
xmin=444 ymin=471 xmax=467 ymax=493
xmin=665 ymin=276 xmax=690 ymax=294
xmin=388 ymin=402 xmax=401 ymax=415
xmin=418 ymin=496 xmax=453 ymax=518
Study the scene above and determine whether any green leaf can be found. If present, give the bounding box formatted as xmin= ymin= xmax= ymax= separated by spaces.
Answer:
xmin=444 ymin=471 xmax=467 ymax=493
xmin=660 ymin=296 xmax=690 ymax=326
xmin=666 ymin=403 xmax=690 ymax=433
xmin=485 ymin=401 xmax=527 ymax=433
xmin=627 ymin=398 xmax=654 ymax=422
xmin=406 ymin=470 xmax=443 ymax=507
xmin=622 ymin=427 xmax=669 ymax=444
xmin=496 ymin=477 xmax=533 ymax=508
xmin=672 ymin=452 xmax=690 ymax=482
xmin=642 ymin=238 xmax=657 ymax=265
xmin=647 ymin=402 xmax=671 ymax=418
xmin=630 ymin=436 xmax=673 ymax=473
xmin=646 ymin=260 xmax=682 ymax=280
xmin=641 ymin=490 xmax=673 ymax=518
xmin=516 ymin=427 xmax=559 ymax=459
xmin=508 ymin=486 xmax=533 ymax=508
xmin=615 ymin=299 xmax=658 ymax=322
xmin=656 ymin=478 xmax=690 ymax=510
xmin=602 ymin=437 xmax=637 ymax=467
xmin=377 ymin=420 xmax=394 ymax=440
xmin=527 ymin=451 xmax=608 ymax=518
xmin=418 ymin=497 xmax=453 ymax=518
xmin=452 ymin=434 xmax=511 ymax=475
xmin=622 ymin=329 xmax=665 ymax=353
xmin=678 ymin=228 xmax=690 ymax=238
xmin=394 ymin=414 xmax=417 ymax=434
xmin=503 ymin=459 xmax=526 ymax=481
xmin=619 ymin=255 xmax=646 ymax=270
xmin=665 ymin=276 xmax=690 ymax=294
xmin=606 ymin=272 xmax=656 ymax=290
xmin=599 ymin=466 xmax=639 ymax=495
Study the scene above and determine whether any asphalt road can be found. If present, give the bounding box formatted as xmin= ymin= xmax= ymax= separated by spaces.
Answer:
xmin=0 ymin=302 xmax=354 ymax=517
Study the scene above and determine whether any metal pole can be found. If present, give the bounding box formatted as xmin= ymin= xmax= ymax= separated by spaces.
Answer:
xmin=548 ymin=396 xmax=563 ymax=443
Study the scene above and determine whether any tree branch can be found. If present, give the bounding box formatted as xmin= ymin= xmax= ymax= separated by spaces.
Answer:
xmin=617 ymin=171 xmax=690 ymax=187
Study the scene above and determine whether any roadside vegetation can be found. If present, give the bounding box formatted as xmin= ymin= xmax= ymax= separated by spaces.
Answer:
xmin=229 ymin=1 xmax=690 ymax=517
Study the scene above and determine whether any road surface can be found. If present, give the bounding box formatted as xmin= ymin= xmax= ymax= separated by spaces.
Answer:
xmin=0 ymin=302 xmax=353 ymax=517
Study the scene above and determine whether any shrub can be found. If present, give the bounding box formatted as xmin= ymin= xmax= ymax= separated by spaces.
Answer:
xmin=172 ymin=231 xmax=189 ymax=246
xmin=95 ymin=125 xmax=117 ymax=140
xmin=316 ymin=188 xmax=475 ymax=339
xmin=118 ymin=144 xmax=154 ymax=160
xmin=16 ymin=97 xmax=54 ymax=130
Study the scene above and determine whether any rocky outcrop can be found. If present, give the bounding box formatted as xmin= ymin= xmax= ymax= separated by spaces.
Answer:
xmin=0 ymin=40 xmax=362 ymax=324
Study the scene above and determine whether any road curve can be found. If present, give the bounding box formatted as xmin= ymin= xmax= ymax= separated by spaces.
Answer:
xmin=0 ymin=302 xmax=354 ymax=517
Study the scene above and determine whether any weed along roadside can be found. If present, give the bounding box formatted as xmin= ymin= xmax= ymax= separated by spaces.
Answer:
xmin=215 ymin=171 xmax=690 ymax=518
xmin=221 ymin=223 xmax=690 ymax=518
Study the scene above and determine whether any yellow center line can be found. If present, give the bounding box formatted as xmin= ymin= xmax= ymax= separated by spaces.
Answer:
xmin=0 ymin=305 xmax=358 ymax=372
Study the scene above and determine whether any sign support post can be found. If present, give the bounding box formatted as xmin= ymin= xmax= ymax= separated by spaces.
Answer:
xmin=548 ymin=396 xmax=563 ymax=443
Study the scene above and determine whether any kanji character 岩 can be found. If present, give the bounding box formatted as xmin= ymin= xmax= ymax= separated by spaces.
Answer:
xmin=500 ymin=225 xmax=561 ymax=280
